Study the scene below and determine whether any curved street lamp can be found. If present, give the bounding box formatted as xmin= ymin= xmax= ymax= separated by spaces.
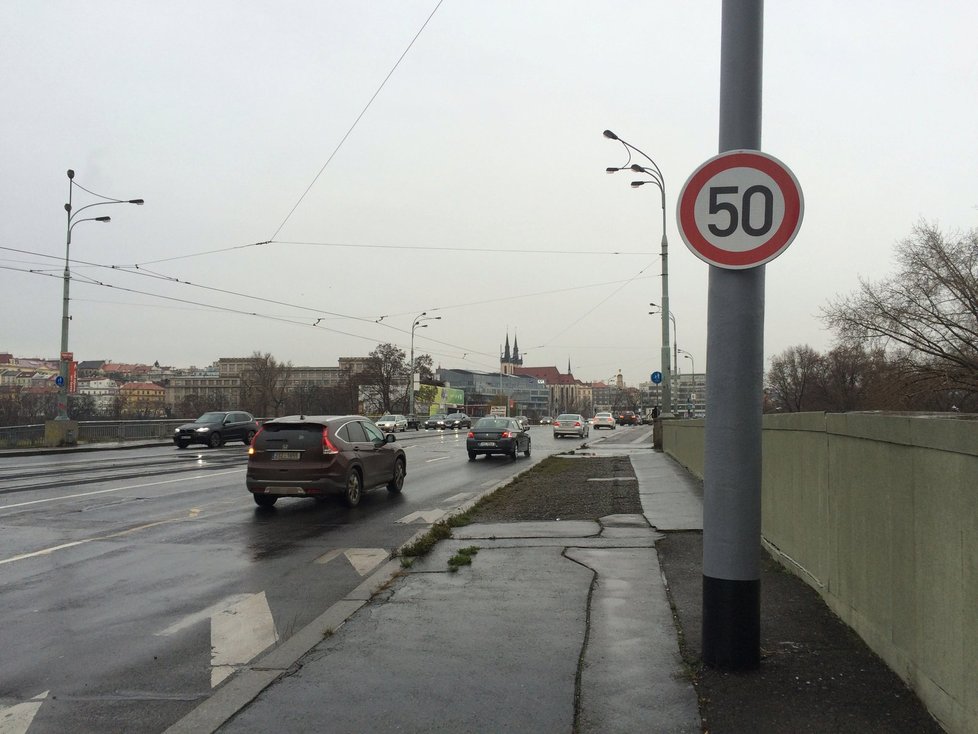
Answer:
xmin=679 ymin=349 xmax=695 ymax=377
xmin=604 ymin=129 xmax=673 ymax=415
xmin=649 ymin=302 xmax=678 ymax=376
xmin=57 ymin=169 xmax=144 ymax=421
xmin=408 ymin=312 xmax=440 ymax=417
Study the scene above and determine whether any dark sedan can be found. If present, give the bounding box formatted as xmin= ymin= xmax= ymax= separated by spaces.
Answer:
xmin=424 ymin=414 xmax=448 ymax=429
xmin=174 ymin=411 xmax=259 ymax=449
xmin=246 ymin=415 xmax=406 ymax=508
xmin=444 ymin=412 xmax=472 ymax=430
xmin=466 ymin=416 xmax=531 ymax=461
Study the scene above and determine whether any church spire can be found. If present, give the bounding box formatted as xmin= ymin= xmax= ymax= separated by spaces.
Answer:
xmin=513 ymin=334 xmax=521 ymax=365
xmin=567 ymin=357 xmax=572 ymax=375
xmin=503 ymin=333 xmax=511 ymax=361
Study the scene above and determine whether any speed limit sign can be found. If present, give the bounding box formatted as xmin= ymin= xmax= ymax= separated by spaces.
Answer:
xmin=676 ymin=150 xmax=803 ymax=269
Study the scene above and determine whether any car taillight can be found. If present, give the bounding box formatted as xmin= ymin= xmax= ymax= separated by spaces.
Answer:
xmin=247 ymin=427 xmax=263 ymax=455
xmin=500 ymin=431 xmax=511 ymax=438
xmin=323 ymin=427 xmax=339 ymax=455
xmin=574 ymin=421 xmax=581 ymax=427
xmin=466 ymin=431 xmax=474 ymax=439
xmin=553 ymin=421 xmax=560 ymax=427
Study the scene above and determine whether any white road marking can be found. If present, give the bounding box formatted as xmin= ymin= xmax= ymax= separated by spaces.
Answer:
xmin=314 ymin=549 xmax=345 ymax=565
xmin=0 ymin=512 xmax=201 ymax=567
xmin=154 ymin=594 xmax=254 ymax=637
xmin=396 ymin=510 xmax=446 ymax=524
xmin=0 ymin=690 xmax=47 ymax=734
xmin=0 ymin=468 xmax=243 ymax=512
xmin=425 ymin=456 xmax=449 ymax=463
xmin=344 ymin=549 xmax=389 ymax=576
xmin=210 ymin=592 xmax=278 ymax=688
xmin=443 ymin=492 xmax=474 ymax=503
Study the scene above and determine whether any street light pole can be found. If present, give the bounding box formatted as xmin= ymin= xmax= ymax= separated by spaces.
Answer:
xmin=649 ymin=303 xmax=678 ymax=375
xmin=57 ymin=169 xmax=144 ymax=421
xmin=604 ymin=130 xmax=672 ymax=415
xmin=408 ymin=312 xmax=440 ymax=417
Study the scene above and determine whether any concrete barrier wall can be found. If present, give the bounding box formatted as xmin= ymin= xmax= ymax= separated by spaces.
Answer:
xmin=662 ymin=412 xmax=978 ymax=734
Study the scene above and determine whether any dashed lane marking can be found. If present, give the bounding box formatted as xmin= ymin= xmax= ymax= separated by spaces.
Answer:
xmin=396 ymin=509 xmax=446 ymax=524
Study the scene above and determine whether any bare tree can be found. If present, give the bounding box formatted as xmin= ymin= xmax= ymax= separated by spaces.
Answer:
xmin=765 ymin=345 xmax=823 ymax=412
xmin=359 ymin=343 xmax=408 ymax=414
xmin=239 ymin=352 xmax=293 ymax=418
xmin=822 ymin=222 xmax=978 ymax=398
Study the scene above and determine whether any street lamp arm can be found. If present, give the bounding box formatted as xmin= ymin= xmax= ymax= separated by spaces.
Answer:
xmin=71 ymin=177 xmax=145 ymax=205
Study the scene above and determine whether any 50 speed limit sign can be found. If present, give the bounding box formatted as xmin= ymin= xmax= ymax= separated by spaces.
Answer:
xmin=676 ymin=150 xmax=803 ymax=269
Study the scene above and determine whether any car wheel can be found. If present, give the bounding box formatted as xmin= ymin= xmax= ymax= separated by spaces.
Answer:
xmin=344 ymin=468 xmax=363 ymax=507
xmin=387 ymin=458 xmax=405 ymax=493
xmin=524 ymin=438 xmax=531 ymax=458
xmin=468 ymin=451 xmax=477 ymax=461
xmin=208 ymin=432 xmax=223 ymax=448
xmin=176 ymin=440 xmax=190 ymax=449
xmin=510 ymin=443 xmax=518 ymax=461
xmin=253 ymin=494 xmax=277 ymax=508
xmin=243 ymin=430 xmax=256 ymax=445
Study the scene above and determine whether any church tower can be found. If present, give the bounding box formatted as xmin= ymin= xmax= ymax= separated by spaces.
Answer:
xmin=501 ymin=331 xmax=523 ymax=375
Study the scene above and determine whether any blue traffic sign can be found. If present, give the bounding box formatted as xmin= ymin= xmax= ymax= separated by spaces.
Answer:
xmin=651 ymin=371 xmax=662 ymax=384
xmin=55 ymin=375 xmax=65 ymax=387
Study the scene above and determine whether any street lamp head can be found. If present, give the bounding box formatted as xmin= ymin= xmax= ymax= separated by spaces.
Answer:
xmin=67 ymin=169 xmax=75 ymax=179
xmin=129 ymin=199 xmax=145 ymax=205
xmin=602 ymin=129 xmax=619 ymax=141
xmin=95 ymin=216 xmax=111 ymax=222
xmin=630 ymin=181 xmax=646 ymax=188
xmin=64 ymin=203 xmax=71 ymax=213
xmin=630 ymin=164 xmax=646 ymax=172
xmin=650 ymin=302 xmax=659 ymax=307
xmin=605 ymin=167 xmax=621 ymax=174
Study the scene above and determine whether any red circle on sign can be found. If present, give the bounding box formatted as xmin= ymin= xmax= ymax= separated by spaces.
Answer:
xmin=677 ymin=151 xmax=803 ymax=269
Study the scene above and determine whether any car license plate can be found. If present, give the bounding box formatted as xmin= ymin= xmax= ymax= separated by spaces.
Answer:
xmin=479 ymin=441 xmax=496 ymax=447
xmin=272 ymin=451 xmax=301 ymax=461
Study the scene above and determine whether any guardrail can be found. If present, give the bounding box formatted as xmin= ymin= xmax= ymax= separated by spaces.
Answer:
xmin=0 ymin=420 xmax=188 ymax=449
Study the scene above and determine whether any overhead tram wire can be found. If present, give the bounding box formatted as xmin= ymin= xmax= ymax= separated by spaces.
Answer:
xmin=268 ymin=0 xmax=445 ymax=242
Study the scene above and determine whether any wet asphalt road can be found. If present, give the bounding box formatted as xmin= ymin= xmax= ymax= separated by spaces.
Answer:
xmin=0 ymin=427 xmax=578 ymax=733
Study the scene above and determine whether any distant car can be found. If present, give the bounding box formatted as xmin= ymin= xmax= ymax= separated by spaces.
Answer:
xmin=424 ymin=414 xmax=448 ymax=430
xmin=617 ymin=410 xmax=640 ymax=426
xmin=592 ymin=412 xmax=616 ymax=430
xmin=376 ymin=414 xmax=408 ymax=433
xmin=174 ymin=411 xmax=259 ymax=449
xmin=466 ymin=416 xmax=531 ymax=461
xmin=444 ymin=412 xmax=472 ymax=430
xmin=553 ymin=413 xmax=589 ymax=439
xmin=245 ymin=414 xmax=406 ymax=508
xmin=539 ymin=416 xmax=553 ymax=425
xmin=515 ymin=415 xmax=530 ymax=430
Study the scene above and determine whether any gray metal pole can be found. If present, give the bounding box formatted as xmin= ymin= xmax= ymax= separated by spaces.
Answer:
xmin=56 ymin=172 xmax=74 ymax=421
xmin=659 ymin=187 xmax=673 ymax=416
xmin=701 ymin=0 xmax=764 ymax=669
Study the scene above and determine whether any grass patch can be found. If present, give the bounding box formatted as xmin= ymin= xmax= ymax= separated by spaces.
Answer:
xmin=447 ymin=545 xmax=480 ymax=572
xmin=399 ymin=521 xmax=453 ymax=558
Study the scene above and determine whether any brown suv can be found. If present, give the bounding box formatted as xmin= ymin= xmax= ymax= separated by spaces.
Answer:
xmin=246 ymin=415 xmax=406 ymax=508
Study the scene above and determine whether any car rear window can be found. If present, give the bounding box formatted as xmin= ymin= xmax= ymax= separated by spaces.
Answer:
xmin=255 ymin=422 xmax=323 ymax=445
xmin=475 ymin=418 xmax=510 ymax=430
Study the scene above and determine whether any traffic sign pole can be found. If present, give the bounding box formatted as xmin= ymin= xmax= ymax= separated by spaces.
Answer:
xmin=701 ymin=0 xmax=765 ymax=670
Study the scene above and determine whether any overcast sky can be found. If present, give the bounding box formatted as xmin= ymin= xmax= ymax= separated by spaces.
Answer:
xmin=2 ymin=2 xmax=976 ymax=386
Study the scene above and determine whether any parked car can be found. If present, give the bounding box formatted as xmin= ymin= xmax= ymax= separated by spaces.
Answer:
xmin=466 ymin=416 xmax=531 ymax=461
xmin=515 ymin=415 xmax=530 ymax=430
xmin=444 ymin=412 xmax=472 ymax=430
xmin=245 ymin=415 xmax=406 ymax=508
xmin=174 ymin=411 xmax=259 ymax=449
xmin=617 ymin=410 xmax=640 ymax=426
xmin=376 ymin=414 xmax=408 ymax=433
xmin=592 ymin=412 xmax=617 ymax=430
xmin=539 ymin=416 xmax=553 ymax=425
xmin=553 ymin=413 xmax=589 ymax=439
xmin=424 ymin=414 xmax=448 ymax=430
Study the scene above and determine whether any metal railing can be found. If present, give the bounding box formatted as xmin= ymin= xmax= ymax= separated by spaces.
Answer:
xmin=0 ymin=419 xmax=189 ymax=449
